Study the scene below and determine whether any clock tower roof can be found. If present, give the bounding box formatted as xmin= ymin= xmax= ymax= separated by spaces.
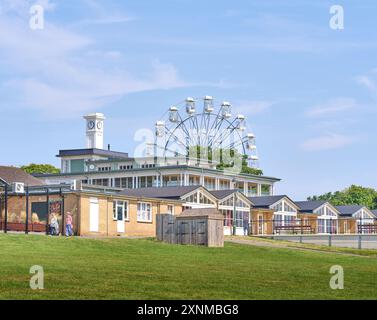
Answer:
xmin=83 ymin=113 xmax=105 ymax=120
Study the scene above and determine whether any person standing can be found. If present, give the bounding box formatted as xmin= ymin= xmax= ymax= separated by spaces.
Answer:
xmin=65 ymin=212 xmax=73 ymax=237
xmin=243 ymin=214 xmax=250 ymax=236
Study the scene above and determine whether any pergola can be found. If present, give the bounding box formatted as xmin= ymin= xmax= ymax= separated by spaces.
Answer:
xmin=0 ymin=184 xmax=71 ymax=235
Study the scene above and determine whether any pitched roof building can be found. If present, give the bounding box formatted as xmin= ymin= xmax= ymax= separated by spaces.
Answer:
xmin=0 ymin=166 xmax=43 ymax=186
xmin=295 ymin=200 xmax=328 ymax=213
xmin=336 ymin=205 xmax=367 ymax=217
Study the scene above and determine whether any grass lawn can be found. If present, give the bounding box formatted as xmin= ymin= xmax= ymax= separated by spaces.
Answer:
xmin=0 ymin=233 xmax=376 ymax=300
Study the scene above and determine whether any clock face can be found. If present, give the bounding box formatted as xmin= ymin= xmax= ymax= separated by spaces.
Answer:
xmin=88 ymin=121 xmax=95 ymax=130
xmin=97 ymin=121 xmax=103 ymax=130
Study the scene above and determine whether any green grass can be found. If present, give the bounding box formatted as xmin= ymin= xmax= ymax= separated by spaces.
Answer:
xmin=0 ymin=234 xmax=377 ymax=300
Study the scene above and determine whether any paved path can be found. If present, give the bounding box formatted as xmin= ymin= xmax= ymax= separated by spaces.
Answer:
xmin=225 ymin=237 xmax=374 ymax=257
xmin=272 ymin=235 xmax=377 ymax=250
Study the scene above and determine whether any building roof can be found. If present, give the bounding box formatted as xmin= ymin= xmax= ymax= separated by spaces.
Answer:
xmin=210 ymin=189 xmax=239 ymax=200
xmin=178 ymin=208 xmax=223 ymax=220
xmin=0 ymin=166 xmax=44 ymax=186
xmin=35 ymin=164 xmax=281 ymax=183
xmin=118 ymin=185 xmax=200 ymax=200
xmin=295 ymin=200 xmax=328 ymax=213
xmin=57 ymin=148 xmax=130 ymax=159
xmin=371 ymin=210 xmax=377 ymax=218
xmin=248 ymin=195 xmax=288 ymax=208
xmin=335 ymin=205 xmax=365 ymax=216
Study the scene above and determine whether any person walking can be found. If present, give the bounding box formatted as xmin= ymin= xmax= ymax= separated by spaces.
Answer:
xmin=65 ymin=212 xmax=73 ymax=237
xmin=50 ymin=213 xmax=59 ymax=236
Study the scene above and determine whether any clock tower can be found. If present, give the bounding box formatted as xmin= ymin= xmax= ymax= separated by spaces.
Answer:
xmin=84 ymin=113 xmax=105 ymax=149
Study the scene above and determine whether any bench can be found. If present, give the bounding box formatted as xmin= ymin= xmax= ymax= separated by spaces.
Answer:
xmin=358 ymin=224 xmax=377 ymax=234
xmin=274 ymin=225 xmax=313 ymax=235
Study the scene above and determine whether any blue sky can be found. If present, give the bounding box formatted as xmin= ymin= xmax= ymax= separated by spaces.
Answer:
xmin=0 ymin=0 xmax=377 ymax=199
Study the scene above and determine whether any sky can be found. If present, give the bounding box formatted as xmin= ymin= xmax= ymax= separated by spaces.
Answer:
xmin=0 ymin=0 xmax=377 ymax=200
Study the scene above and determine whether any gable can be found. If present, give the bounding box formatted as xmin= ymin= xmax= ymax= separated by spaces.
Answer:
xmin=353 ymin=208 xmax=375 ymax=220
xmin=219 ymin=193 xmax=251 ymax=209
xmin=181 ymin=187 xmax=217 ymax=205
xmin=270 ymin=197 xmax=298 ymax=213
xmin=314 ymin=203 xmax=339 ymax=217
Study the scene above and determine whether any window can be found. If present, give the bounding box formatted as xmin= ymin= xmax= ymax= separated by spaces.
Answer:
xmin=138 ymin=176 xmax=154 ymax=188
xmin=219 ymin=180 xmax=230 ymax=190
xmin=199 ymin=192 xmax=215 ymax=205
xmin=113 ymin=201 xmax=128 ymax=221
xmin=318 ymin=218 xmax=337 ymax=234
xmin=236 ymin=198 xmax=249 ymax=208
xmin=283 ymin=202 xmax=296 ymax=213
xmin=141 ymin=164 xmax=155 ymax=169
xmin=326 ymin=207 xmax=337 ymax=216
xmin=120 ymin=165 xmax=133 ymax=170
xmin=272 ymin=202 xmax=283 ymax=212
xmin=344 ymin=221 xmax=349 ymax=234
xmin=220 ymin=197 xmax=234 ymax=207
xmin=284 ymin=215 xmax=295 ymax=226
xmin=221 ymin=209 xmax=233 ymax=227
xmin=261 ymin=184 xmax=271 ymax=196
xmin=247 ymin=184 xmax=258 ymax=196
xmin=98 ymin=166 xmax=111 ymax=172
xmin=189 ymin=176 xmax=200 ymax=186
xmin=92 ymin=178 xmax=109 ymax=186
xmin=115 ymin=177 xmax=133 ymax=188
xmin=274 ymin=214 xmax=283 ymax=226
xmin=62 ymin=160 xmax=70 ymax=173
xmin=167 ymin=205 xmax=174 ymax=215
xmin=137 ymin=202 xmax=152 ymax=222
xmin=315 ymin=206 xmax=325 ymax=216
xmin=183 ymin=193 xmax=198 ymax=204
xmin=273 ymin=200 xmax=296 ymax=213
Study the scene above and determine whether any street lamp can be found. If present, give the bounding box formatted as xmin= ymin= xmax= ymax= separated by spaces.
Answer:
xmin=231 ymin=178 xmax=237 ymax=236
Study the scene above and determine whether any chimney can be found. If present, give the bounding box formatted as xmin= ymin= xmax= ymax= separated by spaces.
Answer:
xmin=108 ymin=144 xmax=111 ymax=151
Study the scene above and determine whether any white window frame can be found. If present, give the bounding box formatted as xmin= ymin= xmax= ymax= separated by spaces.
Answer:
xmin=182 ymin=189 xmax=217 ymax=209
xmin=137 ymin=202 xmax=152 ymax=222
xmin=113 ymin=200 xmax=129 ymax=221
xmin=167 ymin=204 xmax=174 ymax=215
xmin=271 ymin=199 xmax=297 ymax=226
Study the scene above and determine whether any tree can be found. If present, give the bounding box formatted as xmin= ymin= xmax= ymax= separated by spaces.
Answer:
xmin=21 ymin=164 xmax=60 ymax=174
xmin=307 ymin=185 xmax=377 ymax=210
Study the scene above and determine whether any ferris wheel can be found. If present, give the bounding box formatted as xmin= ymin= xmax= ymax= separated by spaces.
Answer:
xmin=150 ymin=96 xmax=259 ymax=169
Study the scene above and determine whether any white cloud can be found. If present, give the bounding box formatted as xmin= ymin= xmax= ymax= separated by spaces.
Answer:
xmin=300 ymin=133 xmax=356 ymax=152
xmin=0 ymin=6 xmax=188 ymax=119
xmin=75 ymin=0 xmax=135 ymax=26
xmin=74 ymin=15 xmax=135 ymax=26
xmin=306 ymin=98 xmax=358 ymax=117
